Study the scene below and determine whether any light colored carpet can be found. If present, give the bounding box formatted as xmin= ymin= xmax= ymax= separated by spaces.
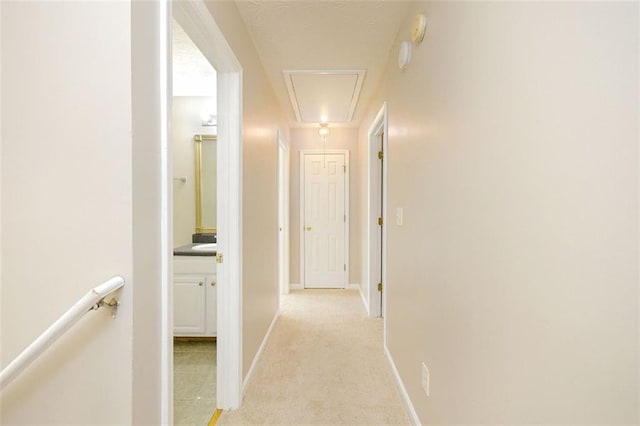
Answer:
xmin=218 ymin=290 xmax=411 ymax=425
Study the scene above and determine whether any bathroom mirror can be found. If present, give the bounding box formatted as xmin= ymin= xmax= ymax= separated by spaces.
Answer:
xmin=194 ymin=134 xmax=217 ymax=233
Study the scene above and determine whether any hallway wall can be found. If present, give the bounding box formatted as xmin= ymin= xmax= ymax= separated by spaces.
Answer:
xmin=289 ymin=127 xmax=360 ymax=287
xmin=204 ymin=1 xmax=290 ymax=379
xmin=360 ymin=2 xmax=639 ymax=424
xmin=1 ymin=2 xmax=134 ymax=423
xmin=172 ymin=96 xmax=217 ymax=247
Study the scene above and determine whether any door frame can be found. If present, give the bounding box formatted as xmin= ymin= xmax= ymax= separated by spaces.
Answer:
xmin=172 ymin=0 xmax=243 ymax=413
xmin=278 ymin=133 xmax=290 ymax=295
xmin=299 ymin=149 xmax=350 ymax=289
xmin=366 ymin=103 xmax=388 ymax=320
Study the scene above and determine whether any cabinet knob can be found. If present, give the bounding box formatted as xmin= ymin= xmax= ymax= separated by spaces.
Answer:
xmin=211 ymin=281 xmax=216 ymax=287
xmin=305 ymin=226 xmax=312 ymax=231
xmin=199 ymin=282 xmax=203 ymax=286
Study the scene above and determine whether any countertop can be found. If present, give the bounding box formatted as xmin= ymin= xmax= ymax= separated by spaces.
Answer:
xmin=173 ymin=243 xmax=216 ymax=257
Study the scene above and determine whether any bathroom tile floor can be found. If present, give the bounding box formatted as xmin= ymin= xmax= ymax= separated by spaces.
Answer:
xmin=174 ymin=338 xmax=217 ymax=426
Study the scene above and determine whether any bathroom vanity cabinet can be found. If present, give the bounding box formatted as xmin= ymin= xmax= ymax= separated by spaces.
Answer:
xmin=173 ymin=255 xmax=216 ymax=336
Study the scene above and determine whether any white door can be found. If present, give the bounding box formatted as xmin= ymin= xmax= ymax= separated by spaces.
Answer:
xmin=302 ymin=152 xmax=348 ymax=288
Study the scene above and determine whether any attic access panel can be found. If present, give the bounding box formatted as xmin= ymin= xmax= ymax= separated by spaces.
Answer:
xmin=283 ymin=70 xmax=365 ymax=123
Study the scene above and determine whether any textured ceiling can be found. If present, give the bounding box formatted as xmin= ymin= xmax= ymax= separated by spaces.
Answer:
xmin=172 ymin=20 xmax=217 ymax=98
xmin=234 ymin=1 xmax=410 ymax=127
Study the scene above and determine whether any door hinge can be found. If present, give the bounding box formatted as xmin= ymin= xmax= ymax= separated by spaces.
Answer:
xmin=216 ymin=253 xmax=223 ymax=264
xmin=378 ymin=217 xmax=383 ymax=226
xmin=344 ymin=264 xmax=347 ymax=271
xmin=378 ymin=282 xmax=383 ymax=292
xmin=378 ymin=151 xmax=384 ymax=160
xmin=343 ymin=165 xmax=346 ymax=173
xmin=344 ymin=214 xmax=346 ymax=223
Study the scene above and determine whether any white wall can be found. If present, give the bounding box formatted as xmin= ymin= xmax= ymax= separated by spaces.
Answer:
xmin=204 ymin=1 xmax=289 ymax=378
xmin=360 ymin=2 xmax=639 ymax=424
xmin=130 ymin=2 xmax=169 ymax=422
xmin=289 ymin=127 xmax=360 ymax=286
xmin=0 ymin=1 xmax=3 ymax=415
xmin=1 ymin=2 xmax=133 ymax=424
xmin=0 ymin=1 xmax=3 ymax=419
xmin=172 ymin=96 xmax=216 ymax=246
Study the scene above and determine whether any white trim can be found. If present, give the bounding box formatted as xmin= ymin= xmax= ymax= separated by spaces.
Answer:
xmin=158 ymin=2 xmax=172 ymax=423
xmin=299 ymin=149 xmax=350 ymax=289
xmin=288 ymin=284 xmax=358 ymax=292
xmin=282 ymin=69 xmax=365 ymax=123
xmin=366 ymin=103 xmax=388 ymax=320
xmin=359 ymin=287 xmax=369 ymax=315
xmin=173 ymin=0 xmax=243 ymax=411
xmin=278 ymin=133 xmax=290 ymax=295
xmin=217 ymin=67 xmax=244 ymax=411
xmin=384 ymin=345 xmax=422 ymax=426
xmin=242 ymin=310 xmax=280 ymax=394
xmin=173 ymin=3 xmax=240 ymax=72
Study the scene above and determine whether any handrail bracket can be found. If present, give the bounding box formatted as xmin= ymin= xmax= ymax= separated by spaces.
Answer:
xmin=92 ymin=297 xmax=121 ymax=318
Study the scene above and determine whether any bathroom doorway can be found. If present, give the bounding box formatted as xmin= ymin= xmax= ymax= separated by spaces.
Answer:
xmin=171 ymin=18 xmax=218 ymax=425
xmin=167 ymin=1 xmax=244 ymax=422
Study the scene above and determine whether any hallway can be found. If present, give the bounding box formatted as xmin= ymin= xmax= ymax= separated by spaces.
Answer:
xmin=218 ymin=290 xmax=410 ymax=425
xmin=2 ymin=2 xmax=638 ymax=425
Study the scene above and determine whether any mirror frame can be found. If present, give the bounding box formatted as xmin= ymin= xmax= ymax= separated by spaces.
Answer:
xmin=194 ymin=134 xmax=217 ymax=234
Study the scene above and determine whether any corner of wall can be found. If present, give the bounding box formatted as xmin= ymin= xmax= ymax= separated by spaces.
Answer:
xmin=131 ymin=1 xmax=166 ymax=423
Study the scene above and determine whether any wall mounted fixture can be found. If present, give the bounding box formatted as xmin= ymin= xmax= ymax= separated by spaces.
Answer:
xmin=398 ymin=41 xmax=412 ymax=70
xmin=412 ymin=14 xmax=427 ymax=44
xmin=201 ymin=112 xmax=217 ymax=127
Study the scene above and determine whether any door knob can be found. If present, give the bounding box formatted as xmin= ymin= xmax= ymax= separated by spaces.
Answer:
xmin=305 ymin=226 xmax=312 ymax=231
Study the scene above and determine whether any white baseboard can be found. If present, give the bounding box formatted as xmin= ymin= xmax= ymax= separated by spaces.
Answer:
xmin=384 ymin=345 xmax=422 ymax=426
xmin=359 ymin=287 xmax=369 ymax=315
xmin=243 ymin=309 xmax=280 ymax=395
xmin=290 ymin=283 xmax=359 ymax=291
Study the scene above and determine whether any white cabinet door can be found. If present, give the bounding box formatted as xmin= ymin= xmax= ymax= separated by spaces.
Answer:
xmin=206 ymin=276 xmax=217 ymax=336
xmin=174 ymin=275 xmax=206 ymax=334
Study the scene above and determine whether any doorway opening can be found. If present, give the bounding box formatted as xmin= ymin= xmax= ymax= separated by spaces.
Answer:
xmin=166 ymin=1 xmax=243 ymax=422
xmin=278 ymin=133 xmax=290 ymax=295
xmin=366 ymin=103 xmax=388 ymax=319
xmin=170 ymin=18 xmax=218 ymax=425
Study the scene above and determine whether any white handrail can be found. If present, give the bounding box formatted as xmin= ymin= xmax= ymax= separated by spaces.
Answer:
xmin=0 ymin=276 xmax=125 ymax=391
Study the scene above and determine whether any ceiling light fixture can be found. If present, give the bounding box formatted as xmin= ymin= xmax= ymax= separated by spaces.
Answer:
xmin=318 ymin=122 xmax=330 ymax=137
xmin=318 ymin=123 xmax=330 ymax=167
